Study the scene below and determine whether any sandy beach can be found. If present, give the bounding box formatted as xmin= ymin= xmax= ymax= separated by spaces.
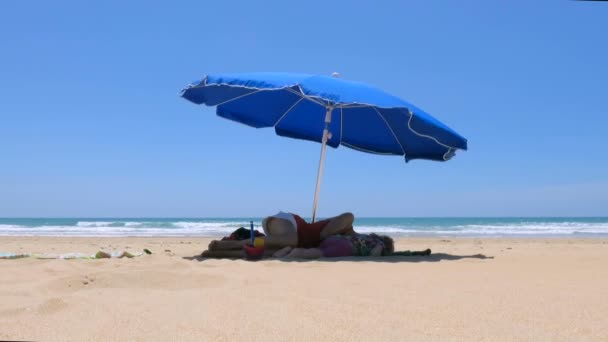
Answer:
xmin=1 ymin=237 xmax=607 ymax=341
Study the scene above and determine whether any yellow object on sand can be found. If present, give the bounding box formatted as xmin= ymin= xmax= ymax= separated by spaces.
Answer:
xmin=253 ymin=237 xmax=265 ymax=248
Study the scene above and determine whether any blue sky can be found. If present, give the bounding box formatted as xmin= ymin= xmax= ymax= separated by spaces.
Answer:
xmin=1 ymin=0 xmax=606 ymax=217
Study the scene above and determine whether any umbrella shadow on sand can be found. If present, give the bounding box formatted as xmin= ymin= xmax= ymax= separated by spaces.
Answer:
xmin=184 ymin=253 xmax=493 ymax=263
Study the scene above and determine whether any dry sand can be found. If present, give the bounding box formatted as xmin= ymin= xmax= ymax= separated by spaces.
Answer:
xmin=1 ymin=237 xmax=607 ymax=341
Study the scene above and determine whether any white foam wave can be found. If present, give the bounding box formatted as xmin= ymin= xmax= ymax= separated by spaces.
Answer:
xmin=0 ymin=220 xmax=251 ymax=237
xmin=449 ymin=222 xmax=608 ymax=235
xmin=353 ymin=226 xmax=417 ymax=234
xmin=173 ymin=221 xmax=241 ymax=229
xmin=332 ymin=222 xmax=608 ymax=236
xmin=76 ymin=221 xmax=118 ymax=227
xmin=1 ymin=221 xmax=607 ymax=237
xmin=0 ymin=224 xmax=24 ymax=230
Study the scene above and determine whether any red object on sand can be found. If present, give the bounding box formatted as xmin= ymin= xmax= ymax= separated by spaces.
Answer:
xmin=243 ymin=244 xmax=264 ymax=260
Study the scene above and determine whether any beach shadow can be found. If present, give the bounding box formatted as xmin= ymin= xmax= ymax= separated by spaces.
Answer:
xmin=184 ymin=253 xmax=493 ymax=263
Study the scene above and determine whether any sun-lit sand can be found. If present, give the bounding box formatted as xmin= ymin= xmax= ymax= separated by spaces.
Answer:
xmin=1 ymin=237 xmax=607 ymax=341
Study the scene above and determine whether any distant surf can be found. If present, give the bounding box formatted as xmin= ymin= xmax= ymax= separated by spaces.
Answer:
xmin=1 ymin=217 xmax=607 ymax=237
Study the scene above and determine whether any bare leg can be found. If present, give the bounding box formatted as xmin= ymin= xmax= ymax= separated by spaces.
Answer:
xmin=201 ymin=249 xmax=245 ymax=258
xmin=262 ymin=233 xmax=298 ymax=249
xmin=272 ymin=246 xmax=293 ymax=258
xmin=209 ymin=233 xmax=298 ymax=251
xmin=320 ymin=212 xmax=355 ymax=239
xmin=391 ymin=249 xmax=432 ymax=257
xmin=208 ymin=239 xmax=247 ymax=251
xmin=284 ymin=248 xmax=323 ymax=259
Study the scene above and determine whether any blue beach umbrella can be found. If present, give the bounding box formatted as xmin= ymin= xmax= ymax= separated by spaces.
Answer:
xmin=181 ymin=72 xmax=467 ymax=222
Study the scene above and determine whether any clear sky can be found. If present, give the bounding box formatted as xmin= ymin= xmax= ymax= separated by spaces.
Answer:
xmin=1 ymin=0 xmax=606 ymax=218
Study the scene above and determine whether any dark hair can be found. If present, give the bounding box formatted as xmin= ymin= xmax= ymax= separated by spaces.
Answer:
xmin=370 ymin=233 xmax=395 ymax=256
xmin=380 ymin=235 xmax=395 ymax=256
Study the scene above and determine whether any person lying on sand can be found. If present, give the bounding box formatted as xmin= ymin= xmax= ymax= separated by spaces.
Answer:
xmin=202 ymin=211 xmax=356 ymax=258
xmin=274 ymin=233 xmax=395 ymax=259
xmin=275 ymin=233 xmax=432 ymax=259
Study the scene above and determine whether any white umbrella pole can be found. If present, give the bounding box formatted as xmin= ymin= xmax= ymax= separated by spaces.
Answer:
xmin=311 ymin=107 xmax=332 ymax=223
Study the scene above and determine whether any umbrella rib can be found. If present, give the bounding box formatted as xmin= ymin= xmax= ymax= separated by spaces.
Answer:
xmin=341 ymin=104 xmax=372 ymax=108
xmin=213 ymin=89 xmax=265 ymax=107
xmin=339 ymin=106 xmax=344 ymax=146
xmin=341 ymin=142 xmax=396 ymax=155
xmin=273 ymin=97 xmax=305 ymax=127
xmin=287 ymin=86 xmax=328 ymax=107
xmin=372 ymin=107 xmax=406 ymax=156
xmin=406 ymin=112 xmax=458 ymax=160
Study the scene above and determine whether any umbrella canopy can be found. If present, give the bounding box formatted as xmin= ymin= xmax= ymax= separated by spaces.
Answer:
xmin=181 ymin=72 xmax=467 ymax=221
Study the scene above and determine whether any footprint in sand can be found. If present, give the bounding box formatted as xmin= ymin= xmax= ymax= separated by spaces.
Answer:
xmin=82 ymin=274 xmax=96 ymax=285
xmin=37 ymin=297 xmax=68 ymax=315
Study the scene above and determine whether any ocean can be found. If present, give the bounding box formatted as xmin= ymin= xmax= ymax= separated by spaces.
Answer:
xmin=0 ymin=217 xmax=607 ymax=237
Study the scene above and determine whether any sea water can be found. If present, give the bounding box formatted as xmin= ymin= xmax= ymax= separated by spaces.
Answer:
xmin=0 ymin=217 xmax=607 ymax=237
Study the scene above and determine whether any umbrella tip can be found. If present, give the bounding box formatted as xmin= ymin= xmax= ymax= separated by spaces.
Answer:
xmin=331 ymin=72 xmax=341 ymax=78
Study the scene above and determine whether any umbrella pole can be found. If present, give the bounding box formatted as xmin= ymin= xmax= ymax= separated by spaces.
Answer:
xmin=311 ymin=107 xmax=332 ymax=223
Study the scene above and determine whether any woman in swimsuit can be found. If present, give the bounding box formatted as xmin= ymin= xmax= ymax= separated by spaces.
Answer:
xmin=202 ymin=212 xmax=356 ymax=258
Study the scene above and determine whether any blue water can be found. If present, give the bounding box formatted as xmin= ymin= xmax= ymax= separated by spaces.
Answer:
xmin=0 ymin=217 xmax=607 ymax=237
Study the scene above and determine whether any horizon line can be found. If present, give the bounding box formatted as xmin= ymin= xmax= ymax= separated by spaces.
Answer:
xmin=1 ymin=216 xmax=607 ymax=219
